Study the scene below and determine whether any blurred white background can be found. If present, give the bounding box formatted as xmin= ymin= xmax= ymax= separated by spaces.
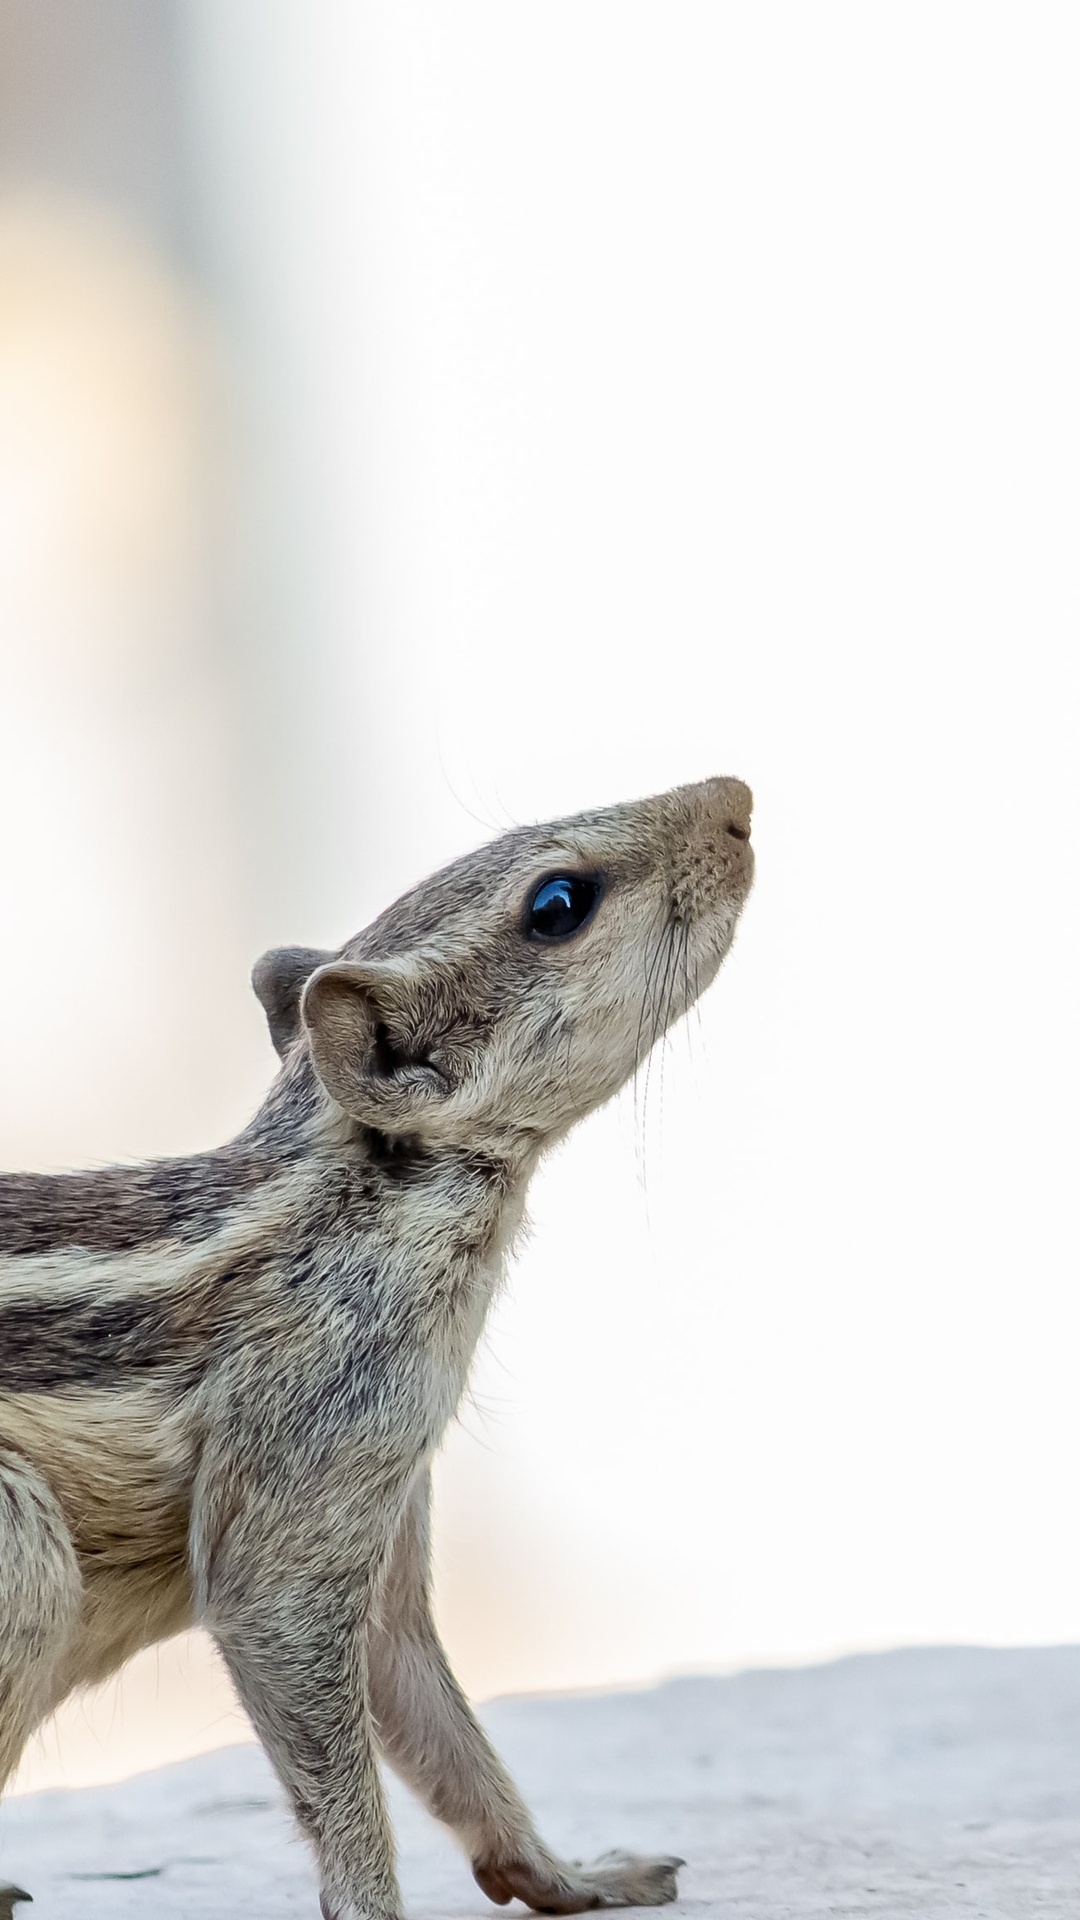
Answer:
xmin=1 ymin=1 xmax=1078 ymax=1791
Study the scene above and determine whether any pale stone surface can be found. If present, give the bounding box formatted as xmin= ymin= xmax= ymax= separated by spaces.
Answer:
xmin=3 ymin=1648 xmax=1079 ymax=1919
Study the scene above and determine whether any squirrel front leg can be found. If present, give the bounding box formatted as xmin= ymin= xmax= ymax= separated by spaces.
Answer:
xmin=196 ymin=1474 xmax=404 ymax=1920
xmin=367 ymin=1472 xmax=682 ymax=1914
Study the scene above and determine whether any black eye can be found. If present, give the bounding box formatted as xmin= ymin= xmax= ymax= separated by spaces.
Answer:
xmin=526 ymin=874 xmax=603 ymax=942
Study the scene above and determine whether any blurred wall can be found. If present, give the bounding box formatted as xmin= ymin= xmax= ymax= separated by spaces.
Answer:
xmin=0 ymin=0 xmax=270 ymax=1175
xmin=180 ymin=0 xmax=1080 ymax=1701
xmin=3 ymin=0 xmax=1080 ymax=1791
xmin=0 ymin=0 xmax=189 ymax=249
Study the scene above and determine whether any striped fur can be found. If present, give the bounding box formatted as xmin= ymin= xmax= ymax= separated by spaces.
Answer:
xmin=0 ymin=778 xmax=753 ymax=1920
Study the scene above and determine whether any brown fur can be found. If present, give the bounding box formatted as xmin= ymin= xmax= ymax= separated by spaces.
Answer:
xmin=0 ymin=778 xmax=753 ymax=1920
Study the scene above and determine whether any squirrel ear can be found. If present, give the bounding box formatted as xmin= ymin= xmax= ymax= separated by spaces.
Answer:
xmin=301 ymin=960 xmax=449 ymax=1130
xmin=251 ymin=946 xmax=336 ymax=1059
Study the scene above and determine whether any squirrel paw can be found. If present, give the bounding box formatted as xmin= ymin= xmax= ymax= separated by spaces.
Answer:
xmin=474 ymin=1849 xmax=684 ymax=1913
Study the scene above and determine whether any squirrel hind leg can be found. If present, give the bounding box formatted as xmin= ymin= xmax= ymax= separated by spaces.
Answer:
xmin=0 ymin=1445 xmax=81 ymax=1794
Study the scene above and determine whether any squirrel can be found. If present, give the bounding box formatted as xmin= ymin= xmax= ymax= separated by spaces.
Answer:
xmin=0 ymin=776 xmax=753 ymax=1920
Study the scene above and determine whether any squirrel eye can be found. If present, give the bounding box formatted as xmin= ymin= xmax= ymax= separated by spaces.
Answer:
xmin=526 ymin=874 xmax=603 ymax=942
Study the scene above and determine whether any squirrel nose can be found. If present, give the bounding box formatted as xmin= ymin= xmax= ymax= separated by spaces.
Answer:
xmin=702 ymin=775 xmax=753 ymax=842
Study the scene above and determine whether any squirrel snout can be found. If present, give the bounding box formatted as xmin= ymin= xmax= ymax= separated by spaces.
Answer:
xmin=701 ymin=775 xmax=753 ymax=843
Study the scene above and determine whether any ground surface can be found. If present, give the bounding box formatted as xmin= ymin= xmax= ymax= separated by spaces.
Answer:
xmin=2 ymin=1647 xmax=1079 ymax=1919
